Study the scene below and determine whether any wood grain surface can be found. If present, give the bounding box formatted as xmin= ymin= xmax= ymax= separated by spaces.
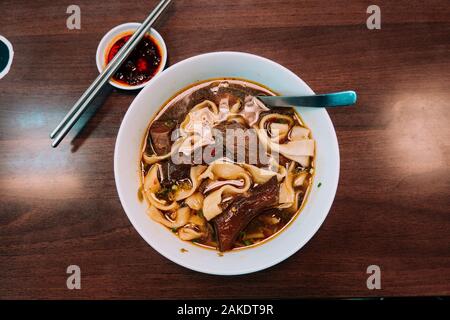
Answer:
xmin=0 ymin=0 xmax=449 ymax=299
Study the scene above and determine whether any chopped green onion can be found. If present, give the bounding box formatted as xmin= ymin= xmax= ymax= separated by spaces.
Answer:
xmin=164 ymin=119 xmax=176 ymax=127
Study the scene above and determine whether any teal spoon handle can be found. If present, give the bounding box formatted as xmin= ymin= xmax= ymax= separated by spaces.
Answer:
xmin=257 ymin=90 xmax=357 ymax=108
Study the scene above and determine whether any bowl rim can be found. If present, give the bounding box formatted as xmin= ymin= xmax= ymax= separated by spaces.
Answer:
xmin=0 ymin=35 xmax=14 ymax=79
xmin=95 ymin=22 xmax=167 ymax=90
xmin=114 ymin=51 xmax=340 ymax=275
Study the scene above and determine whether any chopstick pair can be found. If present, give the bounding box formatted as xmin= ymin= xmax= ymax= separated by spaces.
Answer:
xmin=50 ymin=0 xmax=172 ymax=148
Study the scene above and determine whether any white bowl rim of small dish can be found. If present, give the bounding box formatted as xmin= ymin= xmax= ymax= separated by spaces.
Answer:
xmin=114 ymin=51 xmax=340 ymax=275
xmin=96 ymin=22 xmax=167 ymax=90
xmin=0 ymin=35 xmax=14 ymax=79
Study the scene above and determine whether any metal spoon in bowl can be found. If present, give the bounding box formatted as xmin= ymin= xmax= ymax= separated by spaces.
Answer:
xmin=257 ymin=90 xmax=357 ymax=108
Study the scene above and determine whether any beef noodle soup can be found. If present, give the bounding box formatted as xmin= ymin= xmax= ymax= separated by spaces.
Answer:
xmin=140 ymin=79 xmax=315 ymax=252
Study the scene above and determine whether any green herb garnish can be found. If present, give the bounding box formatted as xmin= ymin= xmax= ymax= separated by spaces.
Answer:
xmin=164 ymin=119 xmax=176 ymax=128
xmin=243 ymin=240 xmax=253 ymax=246
xmin=156 ymin=187 xmax=171 ymax=199
xmin=171 ymin=227 xmax=178 ymax=233
xmin=318 ymin=182 xmax=322 ymax=188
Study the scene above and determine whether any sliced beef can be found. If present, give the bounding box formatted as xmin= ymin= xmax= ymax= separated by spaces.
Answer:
xmin=213 ymin=121 xmax=249 ymax=163
xmin=214 ymin=121 xmax=249 ymax=133
xmin=159 ymin=160 xmax=191 ymax=186
xmin=213 ymin=176 xmax=279 ymax=251
xmin=168 ymin=162 xmax=191 ymax=181
xmin=159 ymin=86 xmax=218 ymax=122
xmin=191 ymin=86 xmax=218 ymax=105
xmin=149 ymin=120 xmax=177 ymax=155
xmin=212 ymin=121 xmax=270 ymax=166
xmin=260 ymin=107 xmax=295 ymax=118
xmin=158 ymin=97 xmax=190 ymax=122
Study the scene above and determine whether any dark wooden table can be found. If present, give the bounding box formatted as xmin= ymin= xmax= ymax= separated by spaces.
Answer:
xmin=0 ymin=0 xmax=449 ymax=299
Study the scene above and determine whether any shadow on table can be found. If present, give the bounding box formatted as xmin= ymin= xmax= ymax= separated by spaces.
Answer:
xmin=69 ymin=85 xmax=113 ymax=153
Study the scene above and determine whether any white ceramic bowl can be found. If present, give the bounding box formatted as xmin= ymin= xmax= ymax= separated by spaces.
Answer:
xmin=96 ymin=22 xmax=167 ymax=90
xmin=114 ymin=52 xmax=339 ymax=275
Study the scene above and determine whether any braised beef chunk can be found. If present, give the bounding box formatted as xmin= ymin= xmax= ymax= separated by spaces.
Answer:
xmin=214 ymin=121 xmax=249 ymax=134
xmin=158 ymin=95 xmax=193 ymax=122
xmin=191 ymin=87 xmax=217 ymax=105
xmin=213 ymin=176 xmax=279 ymax=251
xmin=167 ymin=162 xmax=191 ymax=181
xmin=212 ymin=121 xmax=270 ymax=166
xmin=213 ymin=121 xmax=249 ymax=162
xmin=159 ymin=87 xmax=216 ymax=122
xmin=159 ymin=160 xmax=191 ymax=186
xmin=149 ymin=120 xmax=177 ymax=155
xmin=218 ymin=82 xmax=267 ymax=102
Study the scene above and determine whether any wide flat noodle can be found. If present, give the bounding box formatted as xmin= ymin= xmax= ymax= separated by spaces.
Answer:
xmin=199 ymin=161 xmax=252 ymax=221
xmin=241 ymin=163 xmax=285 ymax=184
xmin=143 ymin=138 xmax=184 ymax=165
xmin=147 ymin=206 xmax=191 ymax=228
xmin=279 ymin=161 xmax=296 ymax=208
xmin=256 ymin=114 xmax=314 ymax=168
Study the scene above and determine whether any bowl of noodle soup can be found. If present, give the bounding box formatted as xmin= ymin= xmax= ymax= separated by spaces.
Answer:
xmin=115 ymin=52 xmax=339 ymax=275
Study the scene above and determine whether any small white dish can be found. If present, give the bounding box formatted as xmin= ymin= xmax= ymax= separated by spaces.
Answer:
xmin=96 ymin=22 xmax=167 ymax=90
xmin=114 ymin=52 xmax=340 ymax=275
xmin=0 ymin=35 xmax=14 ymax=79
